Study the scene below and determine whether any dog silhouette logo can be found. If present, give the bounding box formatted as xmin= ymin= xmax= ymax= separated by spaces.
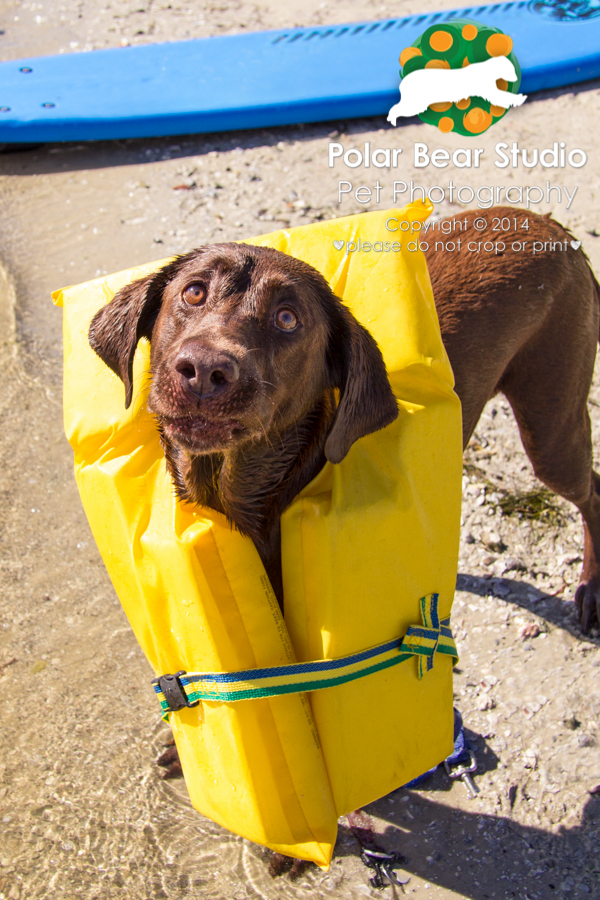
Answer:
xmin=388 ymin=20 xmax=526 ymax=135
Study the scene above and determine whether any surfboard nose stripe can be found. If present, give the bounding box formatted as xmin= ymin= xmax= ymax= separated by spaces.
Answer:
xmin=153 ymin=593 xmax=458 ymax=717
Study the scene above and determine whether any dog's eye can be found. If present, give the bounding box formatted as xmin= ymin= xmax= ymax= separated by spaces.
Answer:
xmin=183 ymin=283 xmax=207 ymax=306
xmin=274 ymin=308 xmax=299 ymax=332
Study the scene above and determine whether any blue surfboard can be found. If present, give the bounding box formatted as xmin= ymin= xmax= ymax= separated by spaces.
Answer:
xmin=0 ymin=0 xmax=599 ymax=143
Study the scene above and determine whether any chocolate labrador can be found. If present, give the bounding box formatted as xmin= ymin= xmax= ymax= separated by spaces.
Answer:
xmin=89 ymin=206 xmax=600 ymax=635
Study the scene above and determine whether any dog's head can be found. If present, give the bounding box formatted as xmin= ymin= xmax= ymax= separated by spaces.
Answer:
xmin=490 ymin=55 xmax=518 ymax=82
xmin=89 ymin=243 xmax=398 ymax=464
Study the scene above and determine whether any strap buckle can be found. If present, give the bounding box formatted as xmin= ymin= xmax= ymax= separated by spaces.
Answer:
xmin=361 ymin=849 xmax=410 ymax=888
xmin=152 ymin=670 xmax=197 ymax=712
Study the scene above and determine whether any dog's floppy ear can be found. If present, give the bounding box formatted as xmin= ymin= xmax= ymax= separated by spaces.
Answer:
xmin=89 ymin=268 xmax=170 ymax=408
xmin=324 ymin=302 xmax=399 ymax=464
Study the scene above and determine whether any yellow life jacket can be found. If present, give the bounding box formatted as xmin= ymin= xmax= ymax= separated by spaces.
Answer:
xmin=53 ymin=201 xmax=462 ymax=869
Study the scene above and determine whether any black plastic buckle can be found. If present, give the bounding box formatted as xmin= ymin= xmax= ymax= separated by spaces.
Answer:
xmin=361 ymin=849 xmax=410 ymax=889
xmin=152 ymin=670 xmax=197 ymax=712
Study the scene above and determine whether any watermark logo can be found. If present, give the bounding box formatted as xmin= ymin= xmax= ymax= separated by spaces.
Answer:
xmin=387 ymin=19 xmax=526 ymax=136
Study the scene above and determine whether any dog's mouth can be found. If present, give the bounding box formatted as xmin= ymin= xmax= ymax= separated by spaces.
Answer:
xmin=161 ymin=415 xmax=246 ymax=452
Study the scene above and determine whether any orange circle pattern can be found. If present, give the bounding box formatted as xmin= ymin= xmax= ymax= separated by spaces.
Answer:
xmin=429 ymin=30 xmax=453 ymax=52
xmin=425 ymin=58 xmax=451 ymax=69
xmin=399 ymin=46 xmax=422 ymax=67
xmin=486 ymin=33 xmax=513 ymax=57
xmin=463 ymin=107 xmax=493 ymax=134
xmin=399 ymin=21 xmax=520 ymax=136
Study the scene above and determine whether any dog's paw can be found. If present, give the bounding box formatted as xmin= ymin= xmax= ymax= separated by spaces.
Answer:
xmin=268 ymin=852 xmax=308 ymax=880
xmin=156 ymin=737 xmax=183 ymax=780
xmin=268 ymin=852 xmax=293 ymax=878
xmin=574 ymin=577 xmax=600 ymax=634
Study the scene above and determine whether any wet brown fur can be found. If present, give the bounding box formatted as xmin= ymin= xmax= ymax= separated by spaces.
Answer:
xmin=424 ymin=207 xmax=600 ymax=632
xmin=89 ymin=242 xmax=398 ymax=602
xmin=89 ymin=207 xmax=600 ymax=631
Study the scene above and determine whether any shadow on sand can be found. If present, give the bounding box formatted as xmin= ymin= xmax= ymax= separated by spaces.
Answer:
xmin=334 ymin=784 xmax=599 ymax=899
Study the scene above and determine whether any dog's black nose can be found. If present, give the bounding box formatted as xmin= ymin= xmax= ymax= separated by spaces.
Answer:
xmin=174 ymin=346 xmax=240 ymax=397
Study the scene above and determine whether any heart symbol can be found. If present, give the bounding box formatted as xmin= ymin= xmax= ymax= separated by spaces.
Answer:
xmin=333 ymin=240 xmax=344 ymax=251
xmin=571 ymin=240 xmax=581 ymax=250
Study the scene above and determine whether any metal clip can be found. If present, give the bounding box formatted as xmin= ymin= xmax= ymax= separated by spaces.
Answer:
xmin=361 ymin=849 xmax=410 ymax=889
xmin=152 ymin=670 xmax=198 ymax=712
xmin=444 ymin=749 xmax=480 ymax=798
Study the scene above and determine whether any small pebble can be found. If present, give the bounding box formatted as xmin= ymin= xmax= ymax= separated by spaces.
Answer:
xmin=519 ymin=623 xmax=541 ymax=640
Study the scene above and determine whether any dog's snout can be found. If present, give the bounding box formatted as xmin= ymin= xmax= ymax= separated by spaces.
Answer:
xmin=174 ymin=345 xmax=240 ymax=397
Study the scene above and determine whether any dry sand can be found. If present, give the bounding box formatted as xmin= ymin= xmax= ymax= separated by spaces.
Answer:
xmin=0 ymin=1 xmax=598 ymax=899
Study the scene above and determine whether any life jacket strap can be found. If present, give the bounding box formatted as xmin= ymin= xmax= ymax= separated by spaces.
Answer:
xmin=152 ymin=593 xmax=458 ymax=718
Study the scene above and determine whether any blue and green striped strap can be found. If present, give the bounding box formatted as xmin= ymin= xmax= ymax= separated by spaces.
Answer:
xmin=153 ymin=593 xmax=458 ymax=718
